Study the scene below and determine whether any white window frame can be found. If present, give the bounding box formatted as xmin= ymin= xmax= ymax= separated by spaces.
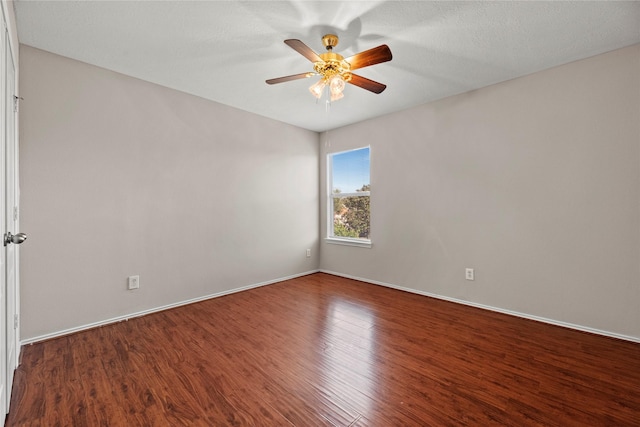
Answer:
xmin=326 ymin=147 xmax=372 ymax=248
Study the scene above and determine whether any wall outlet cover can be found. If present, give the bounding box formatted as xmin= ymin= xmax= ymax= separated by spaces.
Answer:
xmin=465 ymin=268 xmax=475 ymax=281
xmin=128 ymin=275 xmax=140 ymax=290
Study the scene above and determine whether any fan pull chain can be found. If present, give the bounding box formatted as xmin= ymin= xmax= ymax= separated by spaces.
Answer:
xmin=325 ymin=84 xmax=331 ymax=113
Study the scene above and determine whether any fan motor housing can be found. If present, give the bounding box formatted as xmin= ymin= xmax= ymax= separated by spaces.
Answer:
xmin=315 ymin=52 xmax=352 ymax=81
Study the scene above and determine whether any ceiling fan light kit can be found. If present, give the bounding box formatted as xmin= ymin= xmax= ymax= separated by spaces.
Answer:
xmin=266 ymin=33 xmax=392 ymax=102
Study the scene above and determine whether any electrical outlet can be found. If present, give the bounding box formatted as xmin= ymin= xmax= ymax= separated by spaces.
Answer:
xmin=465 ymin=268 xmax=474 ymax=281
xmin=306 ymin=249 xmax=311 ymax=258
xmin=128 ymin=275 xmax=140 ymax=290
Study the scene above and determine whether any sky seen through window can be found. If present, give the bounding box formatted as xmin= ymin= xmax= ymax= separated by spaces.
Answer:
xmin=331 ymin=147 xmax=370 ymax=193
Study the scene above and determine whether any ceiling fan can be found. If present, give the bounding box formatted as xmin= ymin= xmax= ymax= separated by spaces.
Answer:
xmin=266 ymin=34 xmax=392 ymax=101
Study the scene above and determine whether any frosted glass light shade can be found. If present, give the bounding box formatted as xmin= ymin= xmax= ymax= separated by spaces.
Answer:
xmin=329 ymin=75 xmax=346 ymax=96
xmin=309 ymin=79 xmax=327 ymax=98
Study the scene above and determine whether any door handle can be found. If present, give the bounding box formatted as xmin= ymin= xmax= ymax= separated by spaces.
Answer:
xmin=4 ymin=232 xmax=26 ymax=246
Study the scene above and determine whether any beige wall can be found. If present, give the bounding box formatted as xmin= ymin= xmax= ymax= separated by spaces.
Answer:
xmin=19 ymin=46 xmax=320 ymax=340
xmin=320 ymin=44 xmax=640 ymax=340
xmin=19 ymin=43 xmax=640 ymax=342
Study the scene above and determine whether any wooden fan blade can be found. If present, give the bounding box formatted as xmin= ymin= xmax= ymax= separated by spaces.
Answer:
xmin=345 ymin=44 xmax=392 ymax=71
xmin=348 ymin=74 xmax=387 ymax=94
xmin=284 ymin=39 xmax=322 ymax=63
xmin=266 ymin=72 xmax=315 ymax=85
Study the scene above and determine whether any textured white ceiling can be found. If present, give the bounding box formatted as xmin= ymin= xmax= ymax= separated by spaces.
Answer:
xmin=14 ymin=1 xmax=640 ymax=132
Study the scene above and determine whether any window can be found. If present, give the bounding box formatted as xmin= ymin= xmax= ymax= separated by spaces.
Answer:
xmin=327 ymin=147 xmax=371 ymax=247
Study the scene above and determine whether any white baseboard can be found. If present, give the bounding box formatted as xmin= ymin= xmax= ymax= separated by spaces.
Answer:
xmin=320 ymin=269 xmax=640 ymax=344
xmin=21 ymin=270 xmax=320 ymax=345
xmin=22 ymin=269 xmax=639 ymax=345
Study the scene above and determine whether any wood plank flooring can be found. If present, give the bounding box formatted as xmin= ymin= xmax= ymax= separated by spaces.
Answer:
xmin=5 ymin=273 xmax=640 ymax=426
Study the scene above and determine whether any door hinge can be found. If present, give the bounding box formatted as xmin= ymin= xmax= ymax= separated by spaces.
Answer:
xmin=13 ymin=95 xmax=22 ymax=113
xmin=13 ymin=314 xmax=19 ymax=330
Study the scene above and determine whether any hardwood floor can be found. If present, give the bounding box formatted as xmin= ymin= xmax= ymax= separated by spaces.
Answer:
xmin=5 ymin=273 xmax=640 ymax=426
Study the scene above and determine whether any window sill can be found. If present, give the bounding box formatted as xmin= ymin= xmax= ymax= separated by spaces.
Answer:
xmin=325 ymin=237 xmax=372 ymax=248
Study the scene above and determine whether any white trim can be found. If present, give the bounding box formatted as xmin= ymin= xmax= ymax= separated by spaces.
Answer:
xmin=320 ymin=269 xmax=640 ymax=344
xmin=333 ymin=191 xmax=370 ymax=198
xmin=325 ymin=237 xmax=372 ymax=248
xmin=326 ymin=145 xmax=371 ymax=244
xmin=22 ymin=268 xmax=640 ymax=345
xmin=1 ymin=1 xmax=19 ymax=67
xmin=20 ymin=270 xmax=320 ymax=345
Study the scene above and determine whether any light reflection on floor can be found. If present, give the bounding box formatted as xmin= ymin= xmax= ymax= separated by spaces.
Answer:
xmin=320 ymin=296 xmax=377 ymax=419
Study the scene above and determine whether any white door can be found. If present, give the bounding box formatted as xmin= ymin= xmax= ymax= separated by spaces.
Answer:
xmin=0 ymin=20 xmax=7 ymax=417
xmin=4 ymin=30 xmax=17 ymax=412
